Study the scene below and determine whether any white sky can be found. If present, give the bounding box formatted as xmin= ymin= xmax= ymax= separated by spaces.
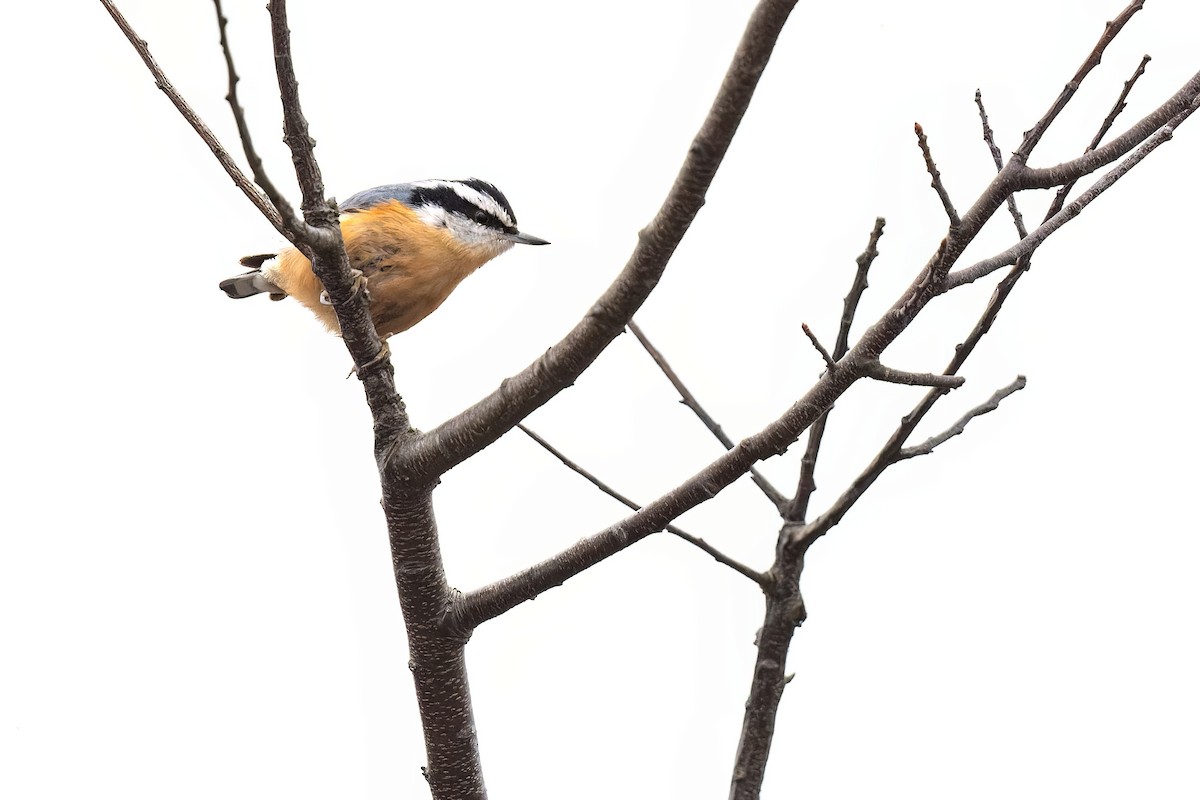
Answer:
xmin=3 ymin=1 xmax=1198 ymax=798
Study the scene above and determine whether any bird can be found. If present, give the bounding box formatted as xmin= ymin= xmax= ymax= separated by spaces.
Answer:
xmin=219 ymin=178 xmax=548 ymax=338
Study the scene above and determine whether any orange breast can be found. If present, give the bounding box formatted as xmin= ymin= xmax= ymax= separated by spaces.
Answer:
xmin=266 ymin=201 xmax=494 ymax=338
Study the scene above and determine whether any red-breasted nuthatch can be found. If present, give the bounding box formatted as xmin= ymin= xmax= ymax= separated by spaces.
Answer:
xmin=219 ymin=179 xmax=548 ymax=338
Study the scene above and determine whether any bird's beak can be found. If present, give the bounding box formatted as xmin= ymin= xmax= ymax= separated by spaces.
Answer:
xmin=504 ymin=230 xmax=550 ymax=246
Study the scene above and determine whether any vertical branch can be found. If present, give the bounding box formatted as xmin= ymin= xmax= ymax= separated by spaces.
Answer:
xmin=265 ymin=0 xmax=406 ymax=439
xmin=786 ymin=218 xmax=884 ymax=524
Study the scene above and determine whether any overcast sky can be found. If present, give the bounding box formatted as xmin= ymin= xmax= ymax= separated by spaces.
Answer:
xmin=3 ymin=1 xmax=1199 ymax=798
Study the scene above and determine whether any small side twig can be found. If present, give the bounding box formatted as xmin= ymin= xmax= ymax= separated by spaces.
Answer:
xmin=835 ymin=217 xmax=885 ymax=357
xmin=914 ymin=122 xmax=961 ymax=227
xmin=801 ymin=323 xmax=836 ymax=371
xmin=897 ymin=376 xmax=1027 ymax=460
xmin=975 ymin=91 xmax=1028 ymax=238
xmin=100 ymin=0 xmax=295 ymax=244
xmin=627 ymin=320 xmax=788 ymax=511
xmin=1051 ymin=54 xmax=1152 ymax=211
xmin=517 ymin=424 xmax=765 ymax=586
xmin=212 ymin=0 xmax=298 ymax=229
xmin=786 ymin=218 xmax=884 ymax=524
xmin=860 ymin=360 xmax=966 ymax=389
xmin=949 ymin=111 xmax=1192 ymax=290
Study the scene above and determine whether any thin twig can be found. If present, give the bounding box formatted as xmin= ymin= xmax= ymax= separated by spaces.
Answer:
xmin=975 ymin=91 xmax=1028 ymax=238
xmin=99 ymin=0 xmax=295 ymax=244
xmin=914 ymin=123 xmax=961 ymax=227
xmin=949 ymin=111 xmax=1192 ymax=290
xmin=797 ymin=53 xmax=1173 ymax=549
xmin=835 ymin=217 xmax=884 ymax=358
xmin=212 ymin=0 xmax=299 ymax=228
xmin=1014 ymin=0 xmax=1146 ymax=161
xmin=801 ymin=323 xmax=836 ymax=371
xmin=786 ymin=218 xmax=885 ymax=524
xmin=897 ymin=376 xmax=1027 ymax=460
xmin=518 ymin=425 xmax=765 ymax=585
xmin=860 ymin=360 xmax=966 ymax=389
xmin=627 ymin=320 xmax=789 ymax=511
xmin=1051 ymin=54 xmax=1152 ymax=211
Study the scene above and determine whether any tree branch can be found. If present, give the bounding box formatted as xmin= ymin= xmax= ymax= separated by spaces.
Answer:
xmin=100 ymin=0 xmax=294 ymax=244
xmin=800 ymin=323 xmax=837 ymax=371
xmin=628 ymin=321 xmax=788 ymax=511
xmin=446 ymin=363 xmax=862 ymax=634
xmin=212 ymin=0 xmax=299 ymax=229
xmin=266 ymin=0 xmax=405 ymax=434
xmin=389 ymin=0 xmax=802 ymax=486
xmin=785 ymin=218 xmax=884 ymax=525
xmin=860 ymin=360 xmax=966 ymax=389
xmin=948 ymin=108 xmax=1194 ymax=289
xmin=518 ymin=425 xmax=765 ymax=586
xmin=914 ymin=122 xmax=960 ymax=227
xmin=1013 ymin=0 xmax=1145 ymax=161
xmin=975 ymin=91 xmax=1028 ymax=238
xmin=897 ymin=376 xmax=1027 ymax=460
xmin=1050 ymin=54 xmax=1152 ymax=212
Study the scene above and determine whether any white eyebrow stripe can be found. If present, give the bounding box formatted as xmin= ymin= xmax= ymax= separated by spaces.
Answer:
xmin=409 ymin=179 xmax=514 ymax=228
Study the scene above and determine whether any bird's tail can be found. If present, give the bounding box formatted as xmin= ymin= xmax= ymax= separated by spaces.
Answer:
xmin=219 ymin=253 xmax=286 ymax=300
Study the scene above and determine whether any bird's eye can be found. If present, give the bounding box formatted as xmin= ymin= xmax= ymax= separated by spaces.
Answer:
xmin=473 ymin=210 xmax=490 ymax=224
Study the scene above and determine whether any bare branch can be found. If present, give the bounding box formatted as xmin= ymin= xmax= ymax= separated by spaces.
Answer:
xmin=628 ymin=321 xmax=788 ymax=511
xmin=265 ymin=0 xmax=403 ymax=422
xmin=212 ymin=0 xmax=298 ymax=229
xmin=897 ymin=376 xmax=1027 ymax=460
xmin=447 ymin=363 xmax=861 ymax=633
xmin=949 ymin=111 xmax=1192 ymax=290
xmin=835 ymin=217 xmax=885 ymax=358
xmin=100 ymin=0 xmax=294 ymax=245
xmin=860 ymin=360 xmax=966 ymax=389
xmin=1013 ymin=70 xmax=1200 ymax=190
xmin=801 ymin=323 xmax=837 ymax=371
xmin=392 ymin=0 xmax=802 ymax=484
xmin=914 ymin=123 xmax=961 ymax=227
xmin=517 ymin=425 xmax=765 ymax=586
xmin=786 ymin=218 xmax=885 ymax=524
xmin=975 ymin=91 xmax=1028 ymax=238
xmin=1051 ymin=54 xmax=1152 ymax=211
xmin=1014 ymin=0 xmax=1145 ymax=161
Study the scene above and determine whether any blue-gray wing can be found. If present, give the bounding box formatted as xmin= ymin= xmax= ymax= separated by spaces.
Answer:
xmin=339 ymin=184 xmax=418 ymax=213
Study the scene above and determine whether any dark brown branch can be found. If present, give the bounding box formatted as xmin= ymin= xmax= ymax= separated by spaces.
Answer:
xmin=391 ymin=0 xmax=802 ymax=485
xmin=949 ymin=109 xmax=1193 ymax=289
xmin=785 ymin=218 xmax=884 ymax=525
xmin=1012 ymin=70 xmax=1200 ymax=190
xmin=801 ymin=323 xmax=837 ymax=371
xmin=897 ymin=376 xmax=1027 ymax=460
xmin=266 ymin=2 xmax=462 ymax=796
xmin=266 ymin=0 xmax=404 ymax=430
xmin=860 ymin=360 xmax=966 ymax=389
xmin=1014 ymin=0 xmax=1145 ymax=161
xmin=914 ymin=123 xmax=960 ymax=227
xmin=628 ymin=321 xmax=788 ymax=511
xmin=517 ymin=425 xmax=765 ymax=586
xmin=212 ymin=0 xmax=298 ymax=228
xmin=446 ymin=362 xmax=862 ymax=634
xmin=1050 ymin=54 xmax=1152 ymax=211
xmin=834 ymin=217 xmax=884 ymax=358
xmin=100 ymin=0 xmax=294 ymax=245
xmin=451 ymin=2 xmax=1192 ymax=633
